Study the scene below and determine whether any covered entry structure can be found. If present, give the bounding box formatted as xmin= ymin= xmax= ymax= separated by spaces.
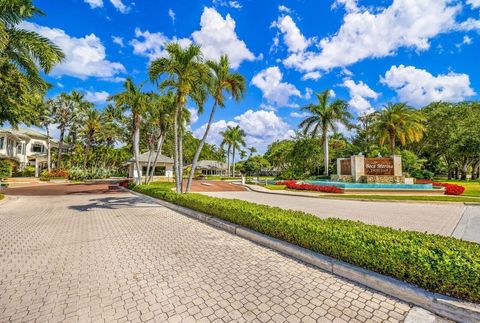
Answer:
xmin=126 ymin=152 xmax=174 ymax=179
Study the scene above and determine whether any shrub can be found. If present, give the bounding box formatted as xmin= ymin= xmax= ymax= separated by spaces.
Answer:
xmin=0 ymin=159 xmax=12 ymax=179
xmin=285 ymin=181 xmax=343 ymax=193
xmin=68 ymin=167 xmax=113 ymax=181
xmin=12 ymin=165 xmax=35 ymax=177
xmin=41 ymin=169 xmax=69 ymax=180
xmin=433 ymin=182 xmax=466 ymax=196
xmin=133 ymin=185 xmax=480 ymax=302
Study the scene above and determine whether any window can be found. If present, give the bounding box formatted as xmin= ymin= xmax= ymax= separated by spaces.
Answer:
xmin=0 ymin=137 xmax=4 ymax=149
xmin=31 ymin=143 xmax=45 ymax=153
xmin=17 ymin=143 xmax=24 ymax=155
xmin=142 ymin=166 xmax=166 ymax=176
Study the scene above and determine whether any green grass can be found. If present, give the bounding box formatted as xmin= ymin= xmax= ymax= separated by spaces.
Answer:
xmin=134 ymin=184 xmax=480 ymax=302
xmin=147 ymin=181 xmax=176 ymax=190
xmin=320 ymin=195 xmax=480 ymax=203
xmin=0 ymin=194 xmax=4 ymax=201
xmin=264 ymin=184 xmax=286 ymax=190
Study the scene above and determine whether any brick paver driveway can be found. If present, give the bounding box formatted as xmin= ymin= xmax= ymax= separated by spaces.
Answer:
xmin=0 ymin=192 xmax=428 ymax=322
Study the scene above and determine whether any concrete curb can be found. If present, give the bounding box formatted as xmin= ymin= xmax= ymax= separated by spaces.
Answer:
xmin=127 ymin=189 xmax=480 ymax=323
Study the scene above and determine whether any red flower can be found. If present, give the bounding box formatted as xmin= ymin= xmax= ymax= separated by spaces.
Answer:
xmin=282 ymin=181 xmax=343 ymax=194
xmin=432 ymin=182 xmax=465 ymax=195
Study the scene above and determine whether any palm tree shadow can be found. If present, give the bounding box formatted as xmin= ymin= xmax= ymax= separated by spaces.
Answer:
xmin=69 ymin=196 xmax=159 ymax=212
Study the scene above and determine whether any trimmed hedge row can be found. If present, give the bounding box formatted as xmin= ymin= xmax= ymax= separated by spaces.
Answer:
xmin=134 ymin=184 xmax=480 ymax=303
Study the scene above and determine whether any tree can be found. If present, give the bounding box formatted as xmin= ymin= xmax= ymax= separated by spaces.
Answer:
xmin=248 ymin=146 xmax=257 ymax=157
xmin=80 ymin=109 xmax=101 ymax=168
xmin=0 ymin=0 xmax=64 ymax=126
xmin=39 ymin=99 xmax=54 ymax=172
xmin=108 ymin=78 xmax=149 ymax=184
xmin=371 ymin=103 xmax=426 ymax=156
xmin=242 ymin=156 xmax=270 ymax=176
xmin=50 ymin=92 xmax=80 ymax=169
xmin=220 ymin=125 xmax=246 ymax=177
xmin=185 ymin=55 xmax=246 ymax=192
xmin=299 ymin=89 xmax=352 ymax=176
xmin=149 ymin=42 xmax=209 ymax=193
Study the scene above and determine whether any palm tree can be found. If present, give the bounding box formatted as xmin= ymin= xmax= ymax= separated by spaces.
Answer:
xmin=149 ymin=42 xmax=210 ymax=193
xmin=248 ymin=146 xmax=257 ymax=157
xmin=299 ymin=89 xmax=352 ymax=176
xmin=0 ymin=0 xmax=64 ymax=127
xmin=39 ymin=99 xmax=54 ymax=172
xmin=108 ymin=78 xmax=149 ymax=184
xmin=81 ymin=109 xmax=101 ymax=168
xmin=221 ymin=125 xmax=246 ymax=177
xmin=371 ymin=103 xmax=426 ymax=155
xmin=50 ymin=93 xmax=80 ymax=169
xmin=185 ymin=55 xmax=246 ymax=192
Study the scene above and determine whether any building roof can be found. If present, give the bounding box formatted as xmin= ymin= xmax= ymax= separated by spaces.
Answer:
xmin=194 ymin=160 xmax=228 ymax=170
xmin=126 ymin=151 xmax=174 ymax=164
xmin=0 ymin=127 xmax=58 ymax=143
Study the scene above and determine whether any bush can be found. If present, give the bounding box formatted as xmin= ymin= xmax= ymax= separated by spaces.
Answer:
xmin=12 ymin=165 xmax=35 ymax=177
xmin=0 ymin=159 xmax=12 ymax=179
xmin=433 ymin=182 xmax=466 ymax=196
xmin=41 ymin=169 xmax=69 ymax=180
xmin=68 ymin=167 xmax=113 ymax=181
xmin=134 ymin=185 xmax=480 ymax=302
xmin=276 ymin=180 xmax=343 ymax=193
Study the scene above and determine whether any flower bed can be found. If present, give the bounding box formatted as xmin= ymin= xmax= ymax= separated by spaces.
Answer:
xmin=134 ymin=184 xmax=480 ymax=302
xmin=415 ymin=179 xmax=465 ymax=195
xmin=275 ymin=180 xmax=343 ymax=193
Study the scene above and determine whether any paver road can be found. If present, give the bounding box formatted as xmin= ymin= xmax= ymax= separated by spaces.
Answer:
xmin=201 ymin=191 xmax=466 ymax=237
xmin=0 ymin=192 xmax=446 ymax=322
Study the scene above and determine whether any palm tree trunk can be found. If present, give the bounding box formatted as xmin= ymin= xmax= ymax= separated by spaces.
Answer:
xmin=323 ymin=131 xmax=329 ymax=176
xmin=144 ymin=131 xmax=155 ymax=184
xmin=186 ymin=102 xmax=217 ymax=193
xmin=133 ymin=115 xmax=142 ymax=185
xmin=178 ymin=108 xmax=184 ymax=193
xmin=148 ymin=133 xmax=165 ymax=184
xmin=46 ymin=126 xmax=51 ymax=173
xmin=173 ymin=104 xmax=181 ymax=193
xmin=56 ymin=125 xmax=65 ymax=170
xmin=389 ymin=130 xmax=396 ymax=156
xmin=232 ymin=146 xmax=236 ymax=177
xmin=226 ymin=146 xmax=231 ymax=177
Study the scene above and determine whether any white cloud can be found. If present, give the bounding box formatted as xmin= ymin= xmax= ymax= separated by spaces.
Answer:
xmin=381 ymin=65 xmax=475 ymax=107
xmin=467 ymin=0 xmax=480 ymax=8
xmin=342 ymin=79 xmax=379 ymax=113
xmin=251 ymin=66 xmax=301 ymax=107
xmin=290 ymin=111 xmax=310 ymax=118
xmin=84 ymin=90 xmax=109 ymax=104
xmin=112 ymin=36 xmax=124 ymax=47
xmin=84 ymin=0 xmax=103 ymax=9
xmin=192 ymin=7 xmax=256 ymax=69
xmin=304 ymin=87 xmax=313 ymax=100
xmin=302 ymin=71 xmax=321 ymax=80
xmin=110 ymin=0 xmax=130 ymax=13
xmin=130 ymin=28 xmax=191 ymax=60
xmin=168 ymin=9 xmax=176 ymax=24
xmin=332 ymin=0 xmax=359 ymax=12
xmin=20 ymin=22 xmax=125 ymax=80
xmin=188 ymin=108 xmax=199 ymax=124
xmin=212 ymin=0 xmax=242 ymax=9
xmin=194 ymin=109 xmax=294 ymax=152
xmin=275 ymin=1 xmax=461 ymax=76
xmin=271 ymin=15 xmax=311 ymax=53
xmin=278 ymin=5 xmax=291 ymax=13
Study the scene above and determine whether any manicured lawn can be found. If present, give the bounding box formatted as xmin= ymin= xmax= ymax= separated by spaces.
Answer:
xmin=320 ymin=195 xmax=480 ymax=203
xmin=147 ymin=181 xmax=176 ymax=190
xmin=133 ymin=183 xmax=480 ymax=302
xmin=264 ymin=184 xmax=286 ymax=190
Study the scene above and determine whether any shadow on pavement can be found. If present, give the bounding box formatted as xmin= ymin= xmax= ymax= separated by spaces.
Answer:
xmin=68 ymin=196 xmax=159 ymax=212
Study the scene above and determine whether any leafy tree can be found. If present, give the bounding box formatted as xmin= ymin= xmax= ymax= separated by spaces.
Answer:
xmin=80 ymin=109 xmax=101 ymax=167
xmin=186 ymin=55 xmax=246 ymax=192
xmin=149 ymin=42 xmax=210 ymax=193
xmin=220 ymin=125 xmax=246 ymax=176
xmin=371 ymin=103 xmax=425 ymax=155
xmin=299 ymin=89 xmax=352 ymax=176
xmin=248 ymin=146 xmax=257 ymax=157
xmin=241 ymin=156 xmax=270 ymax=176
xmin=108 ymin=78 xmax=149 ymax=184
xmin=0 ymin=0 xmax=64 ymax=126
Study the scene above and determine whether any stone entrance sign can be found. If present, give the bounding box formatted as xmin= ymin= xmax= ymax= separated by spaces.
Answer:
xmin=334 ymin=155 xmax=404 ymax=183
xmin=364 ymin=158 xmax=394 ymax=176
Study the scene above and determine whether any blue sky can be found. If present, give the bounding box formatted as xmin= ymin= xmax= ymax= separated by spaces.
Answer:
xmin=26 ymin=0 xmax=480 ymax=151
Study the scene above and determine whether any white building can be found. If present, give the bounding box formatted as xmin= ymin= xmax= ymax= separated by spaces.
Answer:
xmin=0 ymin=128 xmax=58 ymax=177
xmin=125 ymin=151 xmax=174 ymax=179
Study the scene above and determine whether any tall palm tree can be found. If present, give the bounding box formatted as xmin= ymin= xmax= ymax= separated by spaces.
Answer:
xmin=299 ymin=89 xmax=352 ymax=176
xmin=81 ymin=109 xmax=101 ymax=168
xmin=108 ymin=78 xmax=149 ymax=184
xmin=149 ymin=42 xmax=210 ymax=193
xmin=371 ymin=103 xmax=426 ymax=155
xmin=50 ymin=93 xmax=80 ymax=169
xmin=0 ymin=0 xmax=64 ymax=81
xmin=248 ymin=146 xmax=257 ymax=157
xmin=39 ymin=99 xmax=54 ymax=172
xmin=185 ymin=55 xmax=246 ymax=192
xmin=221 ymin=125 xmax=246 ymax=177
xmin=220 ymin=129 xmax=233 ymax=177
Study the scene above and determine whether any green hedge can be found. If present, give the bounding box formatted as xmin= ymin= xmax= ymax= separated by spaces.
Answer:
xmin=134 ymin=184 xmax=480 ymax=303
